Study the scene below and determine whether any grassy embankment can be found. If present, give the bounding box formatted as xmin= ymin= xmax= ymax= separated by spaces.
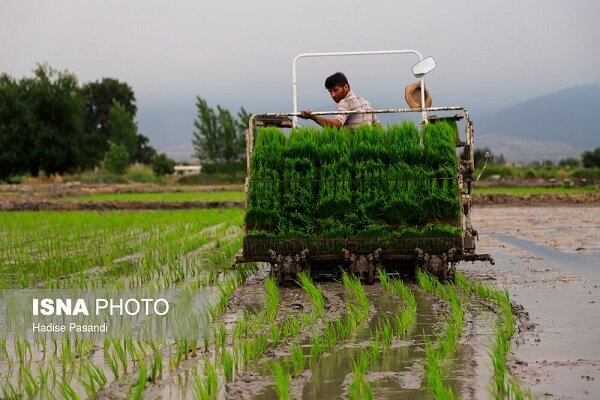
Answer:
xmin=57 ymin=191 xmax=245 ymax=202
xmin=473 ymin=186 xmax=598 ymax=195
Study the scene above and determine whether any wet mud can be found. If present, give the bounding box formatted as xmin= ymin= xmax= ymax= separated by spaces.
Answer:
xmin=224 ymin=280 xmax=495 ymax=400
xmin=463 ymin=206 xmax=600 ymax=399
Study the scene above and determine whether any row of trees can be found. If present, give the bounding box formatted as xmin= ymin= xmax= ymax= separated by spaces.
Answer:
xmin=0 ymin=64 xmax=167 ymax=181
xmin=192 ymin=97 xmax=250 ymax=166
xmin=475 ymin=146 xmax=600 ymax=168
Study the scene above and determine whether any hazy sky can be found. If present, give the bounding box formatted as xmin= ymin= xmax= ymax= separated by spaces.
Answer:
xmin=2 ymin=0 xmax=599 ymax=151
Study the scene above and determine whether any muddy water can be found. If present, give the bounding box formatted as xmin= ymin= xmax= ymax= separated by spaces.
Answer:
xmin=245 ymin=283 xmax=495 ymax=400
xmin=464 ymin=206 xmax=600 ymax=400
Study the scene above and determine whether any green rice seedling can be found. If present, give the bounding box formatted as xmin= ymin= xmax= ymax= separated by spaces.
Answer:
xmin=57 ymin=378 xmax=79 ymax=400
xmin=170 ymin=340 xmax=186 ymax=371
xmin=508 ymin=376 xmax=533 ymax=400
xmin=454 ymin=272 xmax=530 ymax=398
xmin=78 ymin=361 xmax=107 ymax=398
xmin=335 ymin=316 xmax=350 ymax=339
xmin=269 ymin=322 xmax=282 ymax=347
xmin=353 ymin=159 xmax=387 ymax=226
xmin=436 ymin=290 xmax=463 ymax=360
xmin=317 ymin=128 xmax=352 ymax=223
xmin=318 ymin=126 xmax=350 ymax=161
xmin=1 ymin=380 xmax=19 ymax=400
xmin=281 ymin=157 xmax=317 ymax=235
xmin=422 ymin=120 xmax=458 ymax=171
xmin=204 ymin=360 xmax=218 ymax=399
xmin=214 ymin=323 xmax=227 ymax=351
xmin=300 ymin=312 xmax=312 ymax=327
xmin=248 ymin=334 xmax=268 ymax=361
xmin=282 ymin=316 xmax=300 ymax=339
xmin=0 ymin=338 xmax=8 ymax=360
xmin=129 ymin=361 xmax=147 ymax=400
xmin=189 ymin=338 xmax=199 ymax=358
xmin=244 ymin=122 xmax=461 ymax=240
xmin=369 ymin=331 xmax=381 ymax=365
xmin=150 ymin=348 xmax=163 ymax=382
xmin=342 ymin=272 xmax=370 ymax=319
xmin=380 ymin=316 xmax=393 ymax=348
xmin=394 ymin=310 xmax=416 ymax=339
xmin=350 ymin=124 xmax=386 ymax=163
xmin=59 ymin=339 xmax=76 ymax=376
xmin=264 ymin=277 xmax=280 ymax=321
xmin=322 ymin=321 xmax=337 ymax=350
xmin=270 ymin=361 xmax=291 ymax=400
xmin=423 ymin=334 xmax=455 ymax=400
xmin=384 ymin=163 xmax=424 ymax=226
xmin=310 ymin=333 xmax=322 ymax=360
xmin=18 ymin=364 xmax=37 ymax=399
xmin=222 ymin=348 xmax=235 ymax=382
xmin=317 ymin=159 xmax=352 ymax=220
xmin=490 ymin=321 xmax=509 ymax=396
xmin=103 ymin=340 xmax=119 ymax=378
xmin=35 ymin=361 xmax=53 ymax=396
xmin=386 ymin=121 xmax=421 ymax=165
xmin=232 ymin=316 xmax=249 ymax=340
xmin=246 ymin=127 xmax=285 ymax=231
xmin=417 ymin=272 xmax=463 ymax=399
xmin=14 ymin=338 xmax=32 ymax=363
xmin=194 ymin=360 xmax=218 ymax=400
xmin=348 ymin=350 xmax=373 ymax=400
xmin=377 ymin=267 xmax=391 ymax=290
xmin=290 ymin=344 xmax=306 ymax=377
xmin=416 ymin=270 xmax=438 ymax=295
xmin=297 ymin=272 xmax=324 ymax=319
xmin=112 ymin=339 xmax=128 ymax=374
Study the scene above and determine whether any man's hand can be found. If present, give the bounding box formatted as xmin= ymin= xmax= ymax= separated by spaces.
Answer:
xmin=299 ymin=109 xmax=313 ymax=120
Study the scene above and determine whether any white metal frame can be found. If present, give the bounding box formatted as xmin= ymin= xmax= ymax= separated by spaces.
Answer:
xmin=292 ymin=49 xmax=427 ymax=126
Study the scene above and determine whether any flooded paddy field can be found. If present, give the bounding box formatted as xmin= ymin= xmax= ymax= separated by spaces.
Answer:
xmin=0 ymin=204 xmax=597 ymax=399
xmin=467 ymin=206 xmax=600 ymax=399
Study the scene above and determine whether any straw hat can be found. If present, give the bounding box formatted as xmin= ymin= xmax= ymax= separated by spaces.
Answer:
xmin=405 ymin=81 xmax=432 ymax=108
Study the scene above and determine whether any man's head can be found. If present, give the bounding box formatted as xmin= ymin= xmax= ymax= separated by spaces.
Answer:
xmin=325 ymin=72 xmax=350 ymax=103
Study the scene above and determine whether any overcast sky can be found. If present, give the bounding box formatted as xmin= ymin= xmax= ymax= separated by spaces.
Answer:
xmin=2 ymin=0 xmax=599 ymax=151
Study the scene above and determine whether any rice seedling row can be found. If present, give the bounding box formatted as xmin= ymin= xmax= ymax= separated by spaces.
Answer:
xmin=0 ymin=209 xmax=253 ymax=399
xmin=0 ymin=209 xmax=243 ymax=288
xmin=417 ymin=271 xmax=464 ymax=399
xmin=342 ymin=269 xmax=418 ymax=399
xmin=455 ymin=272 xmax=531 ymax=399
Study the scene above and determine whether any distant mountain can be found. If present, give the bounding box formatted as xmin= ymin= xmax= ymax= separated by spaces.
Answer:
xmin=476 ymin=85 xmax=600 ymax=161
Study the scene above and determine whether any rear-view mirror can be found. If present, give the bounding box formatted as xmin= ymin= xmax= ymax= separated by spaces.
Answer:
xmin=412 ymin=56 xmax=436 ymax=78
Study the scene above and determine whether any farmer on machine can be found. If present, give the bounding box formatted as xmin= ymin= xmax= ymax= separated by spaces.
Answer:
xmin=300 ymin=72 xmax=380 ymax=131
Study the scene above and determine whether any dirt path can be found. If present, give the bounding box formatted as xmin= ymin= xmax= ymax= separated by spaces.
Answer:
xmin=462 ymin=206 xmax=600 ymax=399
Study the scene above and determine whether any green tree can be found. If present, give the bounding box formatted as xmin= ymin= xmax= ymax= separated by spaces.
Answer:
xmin=81 ymin=78 xmax=137 ymax=167
xmin=103 ymin=141 xmax=129 ymax=174
xmin=107 ymin=100 xmax=138 ymax=157
xmin=151 ymin=153 xmax=175 ymax=176
xmin=192 ymin=97 xmax=249 ymax=164
xmin=0 ymin=74 xmax=30 ymax=180
xmin=3 ymin=65 xmax=86 ymax=177
xmin=558 ymin=157 xmax=580 ymax=167
xmin=582 ymin=147 xmax=600 ymax=168
xmin=134 ymin=134 xmax=157 ymax=164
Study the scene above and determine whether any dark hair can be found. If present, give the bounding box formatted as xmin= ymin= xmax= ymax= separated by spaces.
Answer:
xmin=324 ymin=72 xmax=349 ymax=89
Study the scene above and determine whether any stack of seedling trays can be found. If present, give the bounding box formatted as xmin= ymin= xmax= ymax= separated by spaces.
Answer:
xmin=243 ymin=120 xmax=462 ymax=263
